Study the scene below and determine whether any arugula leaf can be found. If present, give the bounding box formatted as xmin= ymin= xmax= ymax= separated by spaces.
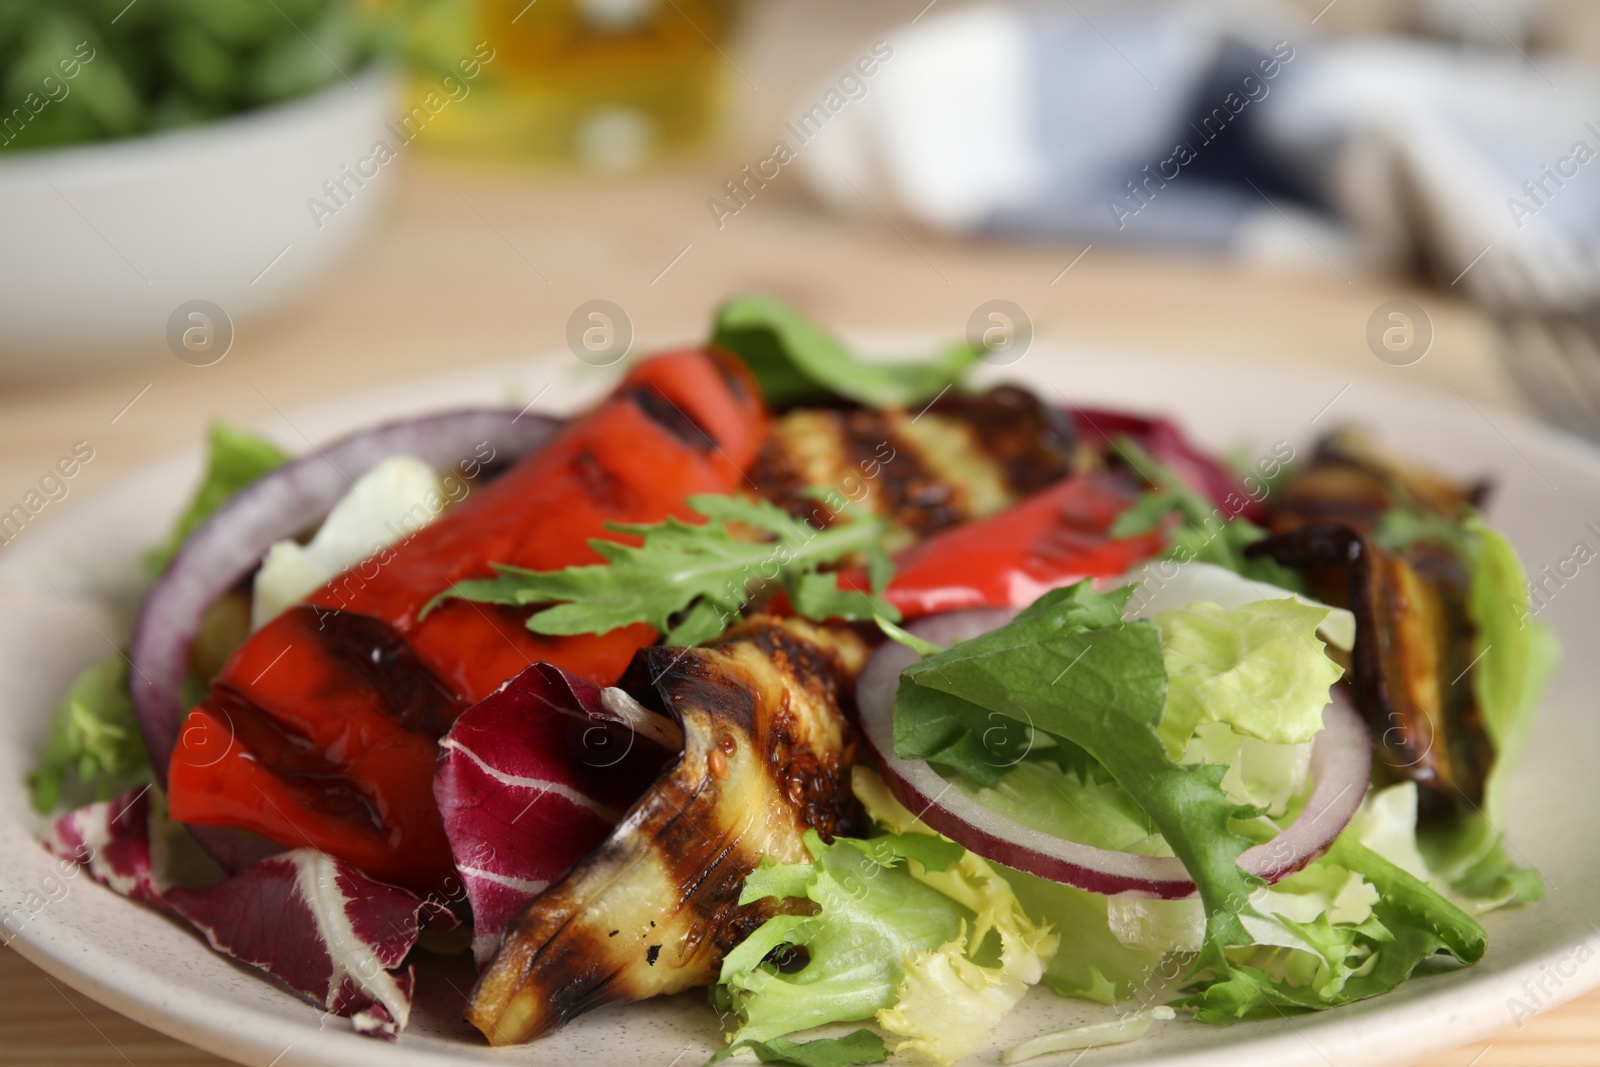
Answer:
xmin=28 ymin=659 xmax=150 ymax=814
xmin=426 ymin=493 xmax=898 ymax=646
xmin=711 ymin=294 xmax=979 ymax=409
xmin=702 ymin=1030 xmax=889 ymax=1067
xmin=146 ymin=424 xmax=289 ymax=575
xmin=895 ymin=582 xmax=1261 ymax=972
xmin=1109 ymin=436 xmax=1304 ymax=591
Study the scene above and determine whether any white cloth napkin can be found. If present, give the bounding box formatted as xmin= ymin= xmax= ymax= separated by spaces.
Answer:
xmin=796 ymin=2 xmax=1600 ymax=308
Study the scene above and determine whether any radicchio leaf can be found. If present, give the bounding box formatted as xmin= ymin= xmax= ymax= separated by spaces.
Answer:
xmin=434 ymin=662 xmax=676 ymax=963
xmin=44 ymin=788 xmax=453 ymax=1039
xmin=43 ymin=786 xmax=160 ymax=903
xmin=165 ymin=851 xmax=456 ymax=1038
xmin=1072 ymin=407 xmax=1261 ymax=521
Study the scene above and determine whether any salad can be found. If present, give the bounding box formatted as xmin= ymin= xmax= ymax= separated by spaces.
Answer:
xmin=29 ymin=295 xmax=1554 ymax=1064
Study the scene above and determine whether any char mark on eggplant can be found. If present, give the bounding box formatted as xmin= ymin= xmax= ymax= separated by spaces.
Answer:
xmin=749 ymin=385 xmax=1076 ymax=550
xmin=466 ymin=617 xmax=867 ymax=1045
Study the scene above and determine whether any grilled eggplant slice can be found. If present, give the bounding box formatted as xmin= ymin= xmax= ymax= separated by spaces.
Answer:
xmin=1272 ymin=427 xmax=1489 ymax=533
xmin=751 ymin=385 xmax=1075 ymax=550
xmin=1254 ymin=430 xmax=1494 ymax=818
xmin=1247 ymin=524 xmax=1491 ymax=818
xmin=466 ymin=616 xmax=867 ymax=1045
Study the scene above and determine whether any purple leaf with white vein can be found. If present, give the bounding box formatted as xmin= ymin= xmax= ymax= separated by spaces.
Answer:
xmin=43 ymin=786 xmax=160 ymax=903
xmin=166 ymin=850 xmax=456 ymax=1038
xmin=44 ymin=787 xmax=454 ymax=1039
xmin=434 ymin=662 xmax=677 ymax=963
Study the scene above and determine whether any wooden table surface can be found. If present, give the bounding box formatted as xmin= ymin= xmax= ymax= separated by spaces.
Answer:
xmin=2 ymin=1 xmax=1597 ymax=1063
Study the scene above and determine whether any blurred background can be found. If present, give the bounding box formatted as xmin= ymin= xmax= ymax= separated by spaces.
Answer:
xmin=7 ymin=0 xmax=1600 ymax=1061
xmin=7 ymin=0 xmax=1600 ymax=433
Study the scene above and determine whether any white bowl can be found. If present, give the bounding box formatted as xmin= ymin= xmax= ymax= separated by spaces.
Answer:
xmin=0 ymin=71 xmax=401 ymax=375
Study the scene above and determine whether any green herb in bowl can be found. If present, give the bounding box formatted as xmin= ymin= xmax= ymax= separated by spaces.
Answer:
xmin=0 ymin=0 xmax=377 ymax=151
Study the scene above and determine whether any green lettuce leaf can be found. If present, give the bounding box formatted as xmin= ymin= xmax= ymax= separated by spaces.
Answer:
xmin=711 ymin=294 xmax=979 ymax=409
xmin=1004 ymin=871 xmax=1168 ymax=1004
xmin=145 ymin=424 xmax=289 ymax=575
xmin=716 ymin=830 xmax=971 ymax=1045
xmin=895 ymin=581 xmax=1261 ymax=972
xmin=955 ymin=759 xmax=1155 ymax=853
xmin=851 ymin=770 xmax=1060 ymax=1066
xmin=717 ymin=775 xmax=1058 ymax=1066
xmin=1154 ymin=598 xmax=1343 ymax=758
xmin=27 ymin=659 xmax=150 ymax=814
xmin=1417 ymin=516 xmax=1557 ymax=907
xmin=1467 ymin=516 xmax=1557 ymax=812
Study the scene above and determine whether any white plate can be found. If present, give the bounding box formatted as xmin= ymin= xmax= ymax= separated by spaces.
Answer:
xmin=3 ymin=349 xmax=1599 ymax=1067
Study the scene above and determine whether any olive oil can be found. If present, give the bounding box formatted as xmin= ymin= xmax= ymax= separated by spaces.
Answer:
xmin=389 ymin=0 xmax=738 ymax=167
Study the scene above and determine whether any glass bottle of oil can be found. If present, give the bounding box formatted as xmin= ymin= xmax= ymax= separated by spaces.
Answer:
xmin=380 ymin=0 xmax=739 ymax=169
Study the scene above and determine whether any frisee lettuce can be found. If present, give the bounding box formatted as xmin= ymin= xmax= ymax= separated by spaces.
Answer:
xmin=1005 ymin=871 xmax=1168 ymax=1004
xmin=945 ymin=761 xmax=1168 ymax=1004
xmin=715 ymin=773 xmax=1058 ymax=1067
xmin=714 ymin=828 xmax=971 ymax=1044
xmin=1005 ymin=779 xmax=1488 ymax=1023
xmin=28 ymin=659 xmax=149 ymax=814
xmin=1179 ymin=828 xmax=1485 ymax=1022
xmin=852 ymin=770 xmax=1059 ymax=1066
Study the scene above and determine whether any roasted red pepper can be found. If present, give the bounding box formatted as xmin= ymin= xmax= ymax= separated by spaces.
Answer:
xmin=167 ymin=350 xmax=768 ymax=893
xmin=839 ymin=472 xmax=1166 ymax=617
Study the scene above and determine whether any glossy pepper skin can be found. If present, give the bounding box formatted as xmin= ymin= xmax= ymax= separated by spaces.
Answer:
xmin=167 ymin=350 xmax=769 ymax=894
xmin=839 ymin=472 xmax=1166 ymax=617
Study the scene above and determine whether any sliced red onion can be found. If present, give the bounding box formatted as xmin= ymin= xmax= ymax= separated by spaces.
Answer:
xmin=857 ymin=610 xmax=1371 ymax=898
xmin=129 ymin=409 xmax=564 ymax=791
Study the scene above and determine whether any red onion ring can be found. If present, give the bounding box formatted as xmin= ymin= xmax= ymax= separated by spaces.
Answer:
xmin=129 ymin=409 xmax=563 ymax=792
xmin=857 ymin=609 xmax=1371 ymax=898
